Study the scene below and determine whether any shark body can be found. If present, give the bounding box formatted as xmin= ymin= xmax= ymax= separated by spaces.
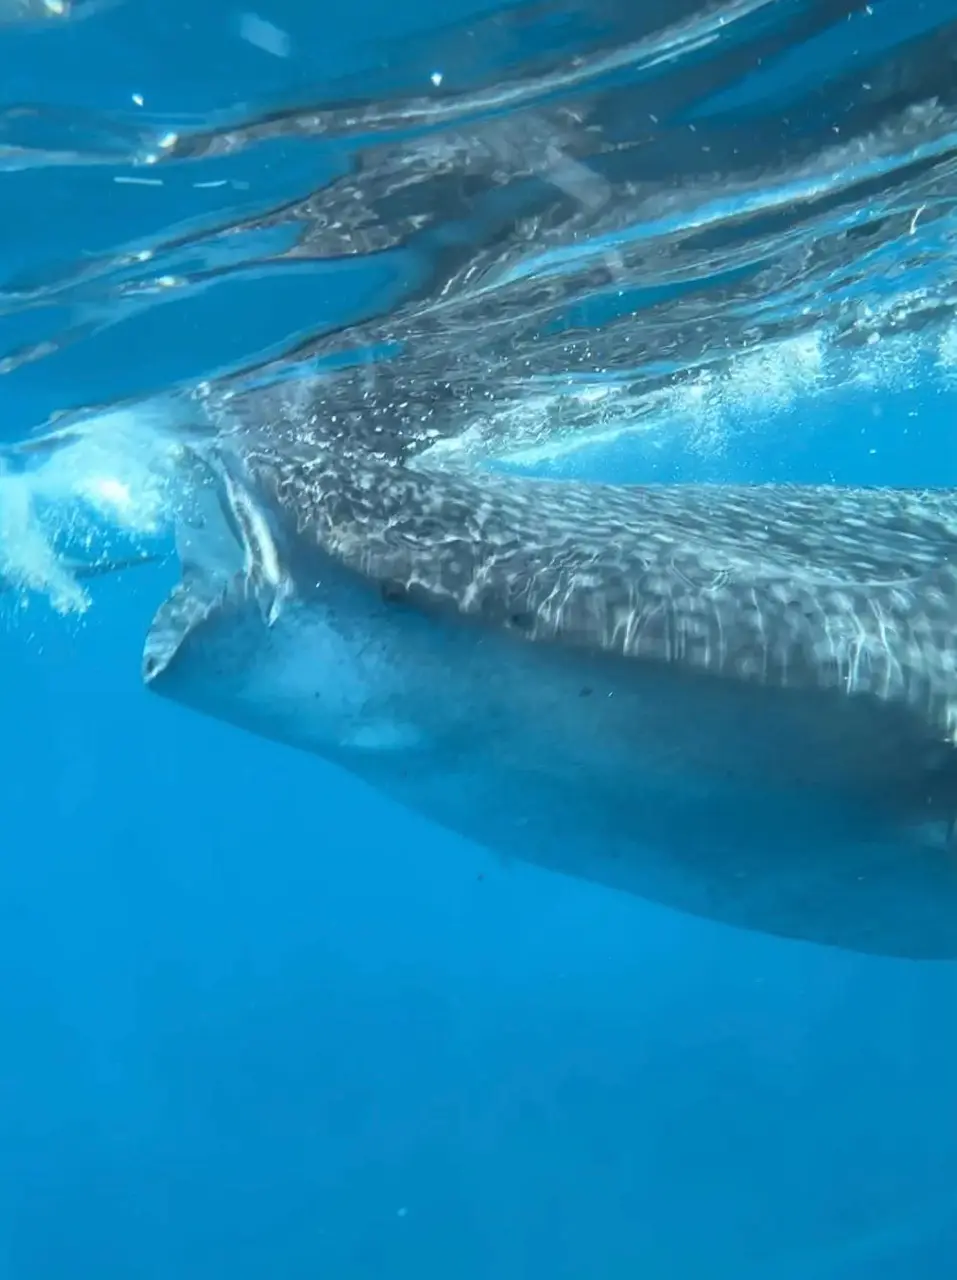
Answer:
xmin=143 ymin=444 xmax=957 ymax=958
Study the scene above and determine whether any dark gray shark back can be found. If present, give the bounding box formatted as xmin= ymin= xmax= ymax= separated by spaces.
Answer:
xmin=234 ymin=444 xmax=957 ymax=746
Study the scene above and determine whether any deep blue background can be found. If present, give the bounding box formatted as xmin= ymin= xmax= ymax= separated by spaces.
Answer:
xmin=4 ymin=378 xmax=957 ymax=1279
xmin=4 ymin=0 xmax=957 ymax=1274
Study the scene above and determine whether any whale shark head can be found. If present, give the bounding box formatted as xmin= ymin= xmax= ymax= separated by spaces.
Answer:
xmin=143 ymin=450 xmax=427 ymax=757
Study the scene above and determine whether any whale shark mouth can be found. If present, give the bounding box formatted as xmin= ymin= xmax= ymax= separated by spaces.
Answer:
xmin=140 ymin=445 xmax=290 ymax=684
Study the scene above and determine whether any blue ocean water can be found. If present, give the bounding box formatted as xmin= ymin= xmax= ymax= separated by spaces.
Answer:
xmin=4 ymin=1 xmax=957 ymax=1277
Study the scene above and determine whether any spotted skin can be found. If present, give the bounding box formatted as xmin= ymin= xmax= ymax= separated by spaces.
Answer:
xmin=249 ymin=449 xmax=957 ymax=729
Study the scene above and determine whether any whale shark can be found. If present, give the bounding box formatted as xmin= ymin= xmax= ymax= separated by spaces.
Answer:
xmin=142 ymin=441 xmax=957 ymax=959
